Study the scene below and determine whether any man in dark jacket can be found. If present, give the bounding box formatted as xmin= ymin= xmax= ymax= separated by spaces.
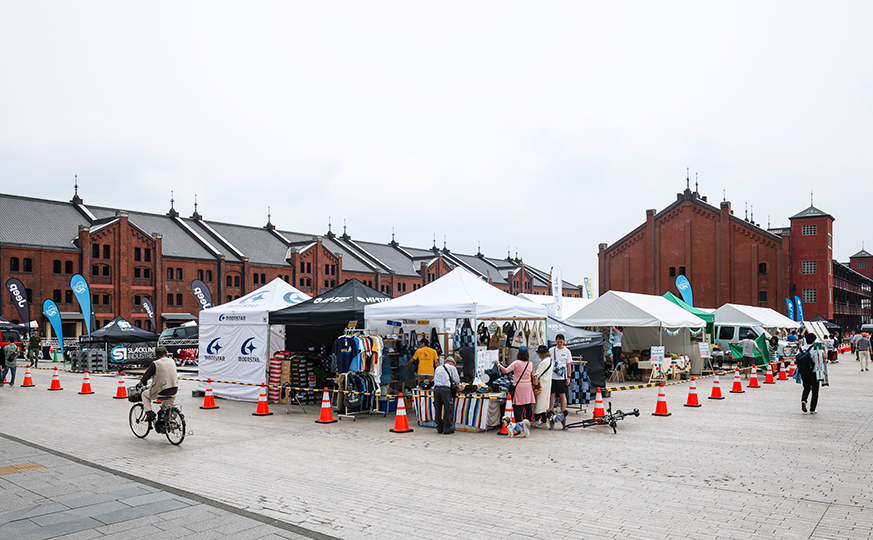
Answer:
xmin=796 ymin=333 xmax=819 ymax=414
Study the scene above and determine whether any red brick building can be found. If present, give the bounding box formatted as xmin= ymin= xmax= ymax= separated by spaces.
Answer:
xmin=1 ymin=189 xmax=582 ymax=338
xmin=598 ymin=182 xmax=872 ymax=330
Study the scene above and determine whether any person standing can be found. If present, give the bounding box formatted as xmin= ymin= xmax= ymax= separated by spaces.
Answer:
xmin=611 ymin=327 xmax=623 ymax=367
xmin=432 ymin=357 xmax=460 ymax=435
xmin=857 ymin=332 xmax=871 ymax=371
xmin=549 ymin=334 xmax=572 ymax=415
xmin=495 ymin=345 xmax=535 ymax=421
xmin=27 ymin=332 xmax=40 ymax=368
xmin=739 ymin=333 xmax=762 ymax=379
xmin=2 ymin=341 xmax=19 ymax=386
xmin=410 ymin=337 xmax=439 ymax=385
xmin=797 ymin=333 xmax=820 ymax=414
xmin=533 ymin=345 xmax=554 ymax=424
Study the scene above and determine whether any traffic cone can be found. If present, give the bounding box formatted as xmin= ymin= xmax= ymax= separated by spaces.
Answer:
xmin=730 ymin=367 xmax=744 ymax=393
xmin=777 ymin=361 xmax=788 ymax=380
xmin=389 ymin=393 xmax=414 ymax=433
xmin=788 ymin=359 xmax=796 ymax=377
xmin=200 ymin=378 xmax=219 ymax=409
xmin=78 ymin=370 xmax=94 ymax=394
xmin=709 ymin=372 xmax=725 ymax=399
xmin=684 ymin=377 xmax=702 ymax=407
xmin=498 ymin=392 xmax=515 ymax=435
xmin=252 ymin=383 xmax=273 ymax=416
xmin=113 ymin=372 xmax=128 ymax=399
xmin=748 ymin=365 xmax=760 ymax=388
xmin=763 ymin=364 xmax=775 ymax=384
xmin=47 ymin=367 xmax=62 ymax=391
xmin=20 ymin=367 xmax=35 ymax=387
xmin=652 ymin=381 xmax=671 ymax=416
xmin=593 ymin=387 xmax=605 ymax=418
xmin=315 ymin=387 xmax=337 ymax=424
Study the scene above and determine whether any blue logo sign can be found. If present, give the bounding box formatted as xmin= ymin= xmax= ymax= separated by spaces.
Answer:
xmin=675 ymin=275 xmax=693 ymax=306
xmin=794 ymin=296 xmax=804 ymax=321
xmin=240 ymin=292 xmax=267 ymax=304
xmin=240 ymin=337 xmax=257 ymax=355
xmin=283 ymin=292 xmax=307 ymax=304
xmin=206 ymin=338 xmax=222 ymax=354
xmin=70 ymin=274 xmax=93 ymax=338
xmin=43 ymin=299 xmax=64 ymax=356
xmin=786 ymin=298 xmax=795 ymax=321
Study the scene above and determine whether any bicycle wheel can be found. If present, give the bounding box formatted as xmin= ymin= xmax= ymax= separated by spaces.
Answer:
xmin=164 ymin=409 xmax=186 ymax=445
xmin=129 ymin=404 xmax=151 ymax=438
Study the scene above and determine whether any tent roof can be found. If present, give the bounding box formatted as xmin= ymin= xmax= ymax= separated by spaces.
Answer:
xmin=85 ymin=316 xmax=159 ymax=343
xmin=517 ymin=294 xmax=592 ymax=321
xmin=200 ymin=278 xmax=310 ymax=322
xmin=662 ymin=292 xmax=714 ymax=324
xmin=564 ymin=290 xmax=707 ymax=328
xmin=713 ymin=303 xmax=801 ymax=328
xmin=545 ymin=317 xmax=603 ymax=350
xmin=364 ymin=267 xmax=548 ymax=320
xmin=270 ymin=279 xmax=389 ymax=325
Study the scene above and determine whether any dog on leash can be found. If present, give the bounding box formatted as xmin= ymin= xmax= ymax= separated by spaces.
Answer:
xmin=545 ymin=408 xmax=568 ymax=430
xmin=502 ymin=416 xmax=530 ymax=438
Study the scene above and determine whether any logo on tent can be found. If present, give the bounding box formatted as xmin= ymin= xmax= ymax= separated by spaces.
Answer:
xmin=239 ymin=292 xmax=267 ymax=304
xmin=206 ymin=338 xmax=222 ymax=355
xmin=284 ymin=292 xmax=307 ymax=304
xmin=240 ymin=337 xmax=257 ymax=355
xmin=219 ymin=314 xmax=246 ymax=322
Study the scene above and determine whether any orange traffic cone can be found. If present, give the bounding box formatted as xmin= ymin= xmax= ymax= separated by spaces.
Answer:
xmin=730 ymin=367 xmax=744 ymax=393
xmin=113 ymin=372 xmax=128 ymax=399
xmin=652 ymin=381 xmax=671 ymax=416
xmin=748 ymin=365 xmax=760 ymax=388
xmin=78 ymin=370 xmax=94 ymax=394
xmin=200 ymin=378 xmax=219 ymax=409
xmin=684 ymin=377 xmax=701 ymax=407
xmin=709 ymin=372 xmax=725 ymax=399
xmin=593 ymin=387 xmax=605 ymax=418
xmin=315 ymin=387 xmax=337 ymax=424
xmin=47 ymin=367 xmax=63 ymax=391
xmin=764 ymin=364 xmax=775 ymax=384
xmin=777 ymin=361 xmax=788 ymax=380
xmin=252 ymin=383 xmax=273 ymax=416
xmin=20 ymin=367 xmax=35 ymax=387
xmin=498 ymin=392 xmax=515 ymax=435
xmin=389 ymin=393 xmax=414 ymax=433
xmin=788 ymin=359 xmax=796 ymax=377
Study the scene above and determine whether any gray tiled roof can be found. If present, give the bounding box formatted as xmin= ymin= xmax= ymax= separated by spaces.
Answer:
xmin=790 ymin=205 xmax=833 ymax=220
xmin=321 ymin=238 xmax=374 ymax=274
xmin=851 ymin=249 xmax=873 ymax=259
xmin=451 ymin=253 xmax=508 ymax=284
xmin=189 ymin=220 xmax=241 ymax=262
xmin=0 ymin=194 xmax=89 ymax=250
xmin=354 ymin=241 xmax=422 ymax=277
xmin=201 ymin=220 xmax=289 ymax=266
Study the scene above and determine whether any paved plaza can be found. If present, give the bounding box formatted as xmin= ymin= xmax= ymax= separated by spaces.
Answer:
xmin=2 ymin=354 xmax=873 ymax=540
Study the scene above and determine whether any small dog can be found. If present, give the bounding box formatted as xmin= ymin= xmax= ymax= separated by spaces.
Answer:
xmin=545 ymin=409 xmax=568 ymax=430
xmin=503 ymin=416 xmax=530 ymax=438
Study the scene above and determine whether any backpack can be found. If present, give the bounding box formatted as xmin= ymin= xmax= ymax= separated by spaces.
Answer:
xmin=795 ymin=347 xmax=814 ymax=374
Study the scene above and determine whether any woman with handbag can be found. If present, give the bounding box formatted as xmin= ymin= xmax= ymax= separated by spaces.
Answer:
xmin=494 ymin=345 xmax=535 ymax=421
xmin=533 ymin=345 xmax=553 ymax=423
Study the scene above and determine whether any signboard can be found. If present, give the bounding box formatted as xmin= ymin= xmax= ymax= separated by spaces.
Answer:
xmin=650 ymin=346 xmax=665 ymax=365
xmin=699 ymin=342 xmax=711 ymax=359
xmin=416 ymin=320 xmax=430 ymax=326
xmin=386 ymin=320 xmax=402 ymax=327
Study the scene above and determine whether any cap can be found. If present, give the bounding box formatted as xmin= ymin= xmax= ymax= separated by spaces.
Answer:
xmin=536 ymin=345 xmax=549 ymax=354
xmin=154 ymin=346 xmax=168 ymax=357
xmin=518 ymin=345 xmax=529 ymax=354
xmin=445 ymin=357 xmax=456 ymax=364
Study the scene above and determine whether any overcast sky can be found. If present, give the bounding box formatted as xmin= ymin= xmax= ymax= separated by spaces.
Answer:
xmin=2 ymin=2 xmax=871 ymax=293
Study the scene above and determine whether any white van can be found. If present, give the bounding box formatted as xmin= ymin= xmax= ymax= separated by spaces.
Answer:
xmin=713 ymin=325 xmax=790 ymax=358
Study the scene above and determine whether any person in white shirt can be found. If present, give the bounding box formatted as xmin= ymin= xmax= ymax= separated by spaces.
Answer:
xmin=612 ymin=326 xmax=623 ymax=368
xmin=432 ymin=357 xmax=460 ymax=435
xmin=549 ymin=334 xmax=573 ymax=415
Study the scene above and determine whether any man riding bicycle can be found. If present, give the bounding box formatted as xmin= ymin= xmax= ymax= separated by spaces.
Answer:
xmin=139 ymin=346 xmax=178 ymax=421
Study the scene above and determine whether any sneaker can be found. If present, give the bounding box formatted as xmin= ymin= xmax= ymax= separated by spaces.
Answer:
xmin=801 ymin=401 xmax=807 ymax=413
xmin=810 ymin=411 xmax=817 ymax=414
xmin=145 ymin=410 xmax=156 ymax=421
xmin=443 ymin=429 xmax=455 ymax=435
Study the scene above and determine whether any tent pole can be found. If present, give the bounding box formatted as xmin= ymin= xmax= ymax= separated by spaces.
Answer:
xmin=473 ymin=316 xmax=478 ymax=379
xmin=659 ymin=326 xmax=662 ymax=346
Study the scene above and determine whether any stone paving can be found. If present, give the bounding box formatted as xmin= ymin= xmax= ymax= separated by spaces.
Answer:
xmin=1 ymin=353 xmax=872 ymax=539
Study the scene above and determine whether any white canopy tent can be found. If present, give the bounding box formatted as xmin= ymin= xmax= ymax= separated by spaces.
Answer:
xmin=713 ymin=304 xmax=802 ymax=329
xmin=517 ymin=293 xmax=592 ymax=322
xmin=803 ymin=320 xmax=829 ymax=341
xmin=565 ymin=290 xmax=707 ymax=329
xmin=198 ymin=278 xmax=310 ymax=401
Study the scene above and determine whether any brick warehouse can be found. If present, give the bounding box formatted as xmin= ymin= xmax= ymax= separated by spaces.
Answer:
xmin=597 ymin=181 xmax=873 ymax=330
xmin=0 ymin=188 xmax=582 ymax=338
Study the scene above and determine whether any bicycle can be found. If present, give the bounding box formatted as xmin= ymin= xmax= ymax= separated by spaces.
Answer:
xmin=565 ymin=402 xmax=640 ymax=434
xmin=128 ymin=385 xmax=186 ymax=445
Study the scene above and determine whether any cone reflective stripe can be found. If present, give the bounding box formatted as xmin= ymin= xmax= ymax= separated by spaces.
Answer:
xmin=709 ymin=373 xmax=725 ymax=399
xmin=315 ymin=387 xmax=337 ymax=424
xmin=684 ymin=377 xmax=702 ymax=407
xmin=200 ymin=378 xmax=219 ymax=409
xmin=777 ymin=361 xmax=788 ymax=380
xmin=389 ymin=393 xmax=414 ymax=433
xmin=748 ymin=365 xmax=760 ymax=388
xmin=47 ymin=367 xmax=63 ymax=391
xmin=593 ymin=387 xmax=605 ymax=418
xmin=113 ymin=372 xmax=128 ymax=399
xmin=252 ymin=383 xmax=273 ymax=416
xmin=788 ymin=359 xmax=796 ymax=377
xmin=20 ymin=367 xmax=35 ymax=387
xmin=78 ymin=370 xmax=94 ymax=394
xmin=730 ymin=367 xmax=744 ymax=393
xmin=764 ymin=364 xmax=775 ymax=384
xmin=498 ymin=392 xmax=515 ymax=435
xmin=652 ymin=381 xmax=671 ymax=416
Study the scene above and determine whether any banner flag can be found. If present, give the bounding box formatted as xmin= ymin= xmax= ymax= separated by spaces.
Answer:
xmin=584 ymin=277 xmax=594 ymax=299
xmin=5 ymin=278 xmax=30 ymax=330
xmin=42 ymin=299 xmax=64 ymax=356
xmin=675 ymin=275 xmax=693 ymax=306
xmin=70 ymin=274 xmax=92 ymax=338
xmin=786 ymin=298 xmax=795 ymax=321
xmin=794 ymin=296 xmax=804 ymax=322
xmin=141 ymin=297 xmax=157 ymax=331
xmin=190 ymin=279 xmax=215 ymax=310
xmin=551 ymin=271 xmax=563 ymax=321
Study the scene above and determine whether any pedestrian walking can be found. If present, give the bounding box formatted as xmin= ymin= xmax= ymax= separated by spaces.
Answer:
xmin=857 ymin=332 xmax=871 ymax=371
xmin=27 ymin=332 xmax=40 ymax=367
xmin=1 ymin=341 xmax=18 ymax=386
xmin=796 ymin=333 xmax=823 ymax=414
xmin=532 ymin=345 xmax=553 ymax=425
xmin=740 ymin=333 xmax=761 ymax=379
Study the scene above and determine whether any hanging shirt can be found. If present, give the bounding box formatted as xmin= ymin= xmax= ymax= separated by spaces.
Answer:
xmin=333 ymin=337 xmax=359 ymax=374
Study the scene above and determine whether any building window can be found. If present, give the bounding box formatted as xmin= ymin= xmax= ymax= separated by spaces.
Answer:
xmin=227 ymin=275 xmax=233 ymax=287
xmin=206 ymin=270 xmax=212 ymax=282
xmin=167 ymin=293 xmax=174 ymax=305
xmin=226 ymin=295 xmax=231 ymax=302
xmin=91 ymin=265 xmax=98 ymax=276
xmin=22 ymin=258 xmax=33 ymax=272
xmin=168 ymin=268 xmax=175 ymax=280
xmin=134 ymin=268 xmax=141 ymax=278
xmin=9 ymin=257 xmax=19 ymax=272
xmin=176 ymin=268 xmax=182 ymax=280
xmin=306 ymin=278 xmax=311 ymax=286
xmin=198 ymin=269 xmax=204 ymax=281
xmin=134 ymin=295 xmax=141 ymax=305
xmin=134 ymin=247 xmax=142 ymax=261
xmin=25 ymin=288 xmax=32 ymax=302
xmin=254 ymin=273 xmax=259 ymax=285
xmin=103 ymin=245 xmax=111 ymax=259
xmin=679 ymin=266 xmax=686 ymax=277
xmin=144 ymin=268 xmax=151 ymax=279
xmin=135 ymin=320 xmax=142 ymax=328
xmin=324 ymin=280 xmax=329 ymax=288
xmin=859 ymin=261 xmax=867 ymax=269
xmin=234 ymin=276 xmax=240 ymax=287
xmin=759 ymin=291 xmax=767 ymax=303
xmin=63 ymin=290 xmax=71 ymax=304
xmin=92 ymin=294 xmax=99 ymax=305
xmin=102 ymin=265 xmax=110 ymax=277
xmin=53 ymin=289 xmax=62 ymax=302
xmin=668 ymin=267 xmax=676 ymax=278
xmin=53 ymin=260 xmax=62 ymax=274
xmin=331 ymin=280 xmax=335 ymax=287
xmin=802 ymin=224 xmax=817 ymax=236
xmin=260 ymin=273 xmax=266 ymax=284
xmin=325 ymin=264 xmax=330 ymax=274
xmin=802 ymin=288 xmax=817 ymax=303
xmin=299 ymin=278 xmax=305 ymax=287
xmin=300 ymin=262 xmax=305 ymax=273
xmin=758 ymin=262 xmax=768 ymax=275
xmin=103 ymin=294 xmax=110 ymax=305
xmin=92 ymin=244 xmax=99 ymax=258
xmin=144 ymin=248 xmax=151 ymax=262
xmin=65 ymin=261 xmax=73 ymax=274
xmin=176 ymin=293 xmax=183 ymax=306
xmin=802 ymin=261 xmax=817 ymax=274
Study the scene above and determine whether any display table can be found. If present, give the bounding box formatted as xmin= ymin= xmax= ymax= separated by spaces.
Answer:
xmin=410 ymin=390 xmax=504 ymax=432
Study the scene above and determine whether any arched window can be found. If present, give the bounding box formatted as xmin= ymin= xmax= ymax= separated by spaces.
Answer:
xmin=167 ymin=268 xmax=174 ymax=280
xmin=176 ymin=293 xmax=183 ymax=306
xmin=197 ymin=269 xmax=204 ymax=280
xmin=234 ymin=276 xmax=240 ymax=287
xmin=23 ymin=258 xmax=33 ymax=272
xmin=53 ymin=260 xmax=62 ymax=274
xmin=9 ymin=257 xmax=19 ymax=271
xmin=206 ymin=270 xmax=212 ymax=282
xmin=102 ymin=265 xmax=110 ymax=277
xmin=144 ymin=268 xmax=151 ymax=279
xmin=135 ymin=320 xmax=142 ymax=328
xmin=253 ymin=273 xmax=259 ymax=285
xmin=176 ymin=268 xmax=183 ymax=281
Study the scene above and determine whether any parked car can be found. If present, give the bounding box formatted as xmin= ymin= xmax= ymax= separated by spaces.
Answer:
xmin=713 ymin=324 xmax=789 ymax=359
xmin=0 ymin=328 xmax=23 ymax=356
xmin=157 ymin=325 xmax=199 ymax=361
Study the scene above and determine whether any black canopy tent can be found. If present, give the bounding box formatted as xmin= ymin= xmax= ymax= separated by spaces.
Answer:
xmin=269 ymin=279 xmax=390 ymax=351
xmin=80 ymin=316 xmax=159 ymax=365
xmin=546 ymin=317 xmax=606 ymax=390
xmin=809 ymin=314 xmax=841 ymax=332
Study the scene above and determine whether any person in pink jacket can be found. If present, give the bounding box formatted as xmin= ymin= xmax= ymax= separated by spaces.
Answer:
xmin=495 ymin=345 xmax=535 ymax=421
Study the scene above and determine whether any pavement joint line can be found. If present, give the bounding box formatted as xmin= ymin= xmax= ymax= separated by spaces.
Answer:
xmin=0 ymin=431 xmax=340 ymax=540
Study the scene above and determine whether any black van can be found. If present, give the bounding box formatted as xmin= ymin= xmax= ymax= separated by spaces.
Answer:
xmin=157 ymin=325 xmax=199 ymax=359
xmin=0 ymin=328 xmax=23 ymax=357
